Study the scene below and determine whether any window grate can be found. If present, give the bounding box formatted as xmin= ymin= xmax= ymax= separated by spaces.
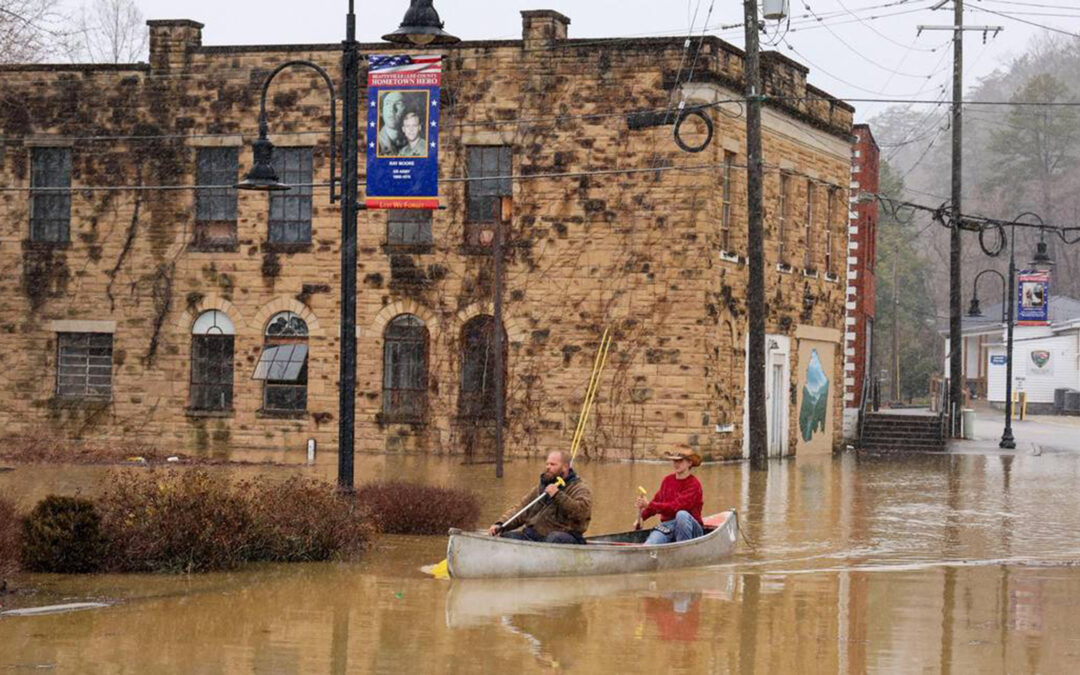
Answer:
xmin=56 ymin=332 xmax=112 ymax=399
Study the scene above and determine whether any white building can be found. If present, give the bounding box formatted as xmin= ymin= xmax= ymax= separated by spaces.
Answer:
xmin=944 ymin=296 xmax=1080 ymax=413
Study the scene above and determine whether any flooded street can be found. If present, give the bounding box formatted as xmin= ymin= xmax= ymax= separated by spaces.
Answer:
xmin=3 ymin=451 xmax=1080 ymax=673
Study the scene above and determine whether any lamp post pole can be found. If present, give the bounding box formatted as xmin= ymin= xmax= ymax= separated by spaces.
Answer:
xmin=1000 ymin=223 xmax=1017 ymax=449
xmin=337 ymin=0 xmax=360 ymax=492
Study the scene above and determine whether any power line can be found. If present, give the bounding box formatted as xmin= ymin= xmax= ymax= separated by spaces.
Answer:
xmin=968 ymin=5 xmax=1080 ymax=37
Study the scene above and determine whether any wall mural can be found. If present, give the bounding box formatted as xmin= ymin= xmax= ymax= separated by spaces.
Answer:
xmin=799 ymin=349 xmax=830 ymax=442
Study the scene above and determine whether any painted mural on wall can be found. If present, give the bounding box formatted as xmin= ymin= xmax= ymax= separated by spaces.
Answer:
xmin=796 ymin=339 xmax=836 ymax=455
xmin=799 ymin=349 xmax=829 ymax=441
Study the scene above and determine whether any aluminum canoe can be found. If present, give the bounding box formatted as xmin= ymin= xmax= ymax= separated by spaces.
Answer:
xmin=445 ymin=510 xmax=738 ymax=579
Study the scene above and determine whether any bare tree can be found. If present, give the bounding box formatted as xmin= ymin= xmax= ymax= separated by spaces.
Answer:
xmin=68 ymin=0 xmax=146 ymax=64
xmin=0 ymin=0 xmax=66 ymax=63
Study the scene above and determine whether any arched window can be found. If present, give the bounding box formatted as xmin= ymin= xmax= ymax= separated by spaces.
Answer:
xmin=382 ymin=315 xmax=429 ymax=421
xmin=459 ymin=315 xmax=505 ymax=419
xmin=253 ymin=311 xmax=309 ymax=413
xmin=190 ymin=310 xmax=235 ymax=411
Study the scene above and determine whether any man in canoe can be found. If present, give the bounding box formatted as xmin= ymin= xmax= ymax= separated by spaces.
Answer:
xmin=487 ymin=450 xmax=592 ymax=544
xmin=635 ymin=446 xmax=704 ymax=544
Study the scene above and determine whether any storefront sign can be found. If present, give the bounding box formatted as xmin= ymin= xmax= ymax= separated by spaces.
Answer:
xmin=365 ymin=54 xmax=442 ymax=209
xmin=990 ymin=355 xmax=1007 ymax=366
xmin=1017 ymin=270 xmax=1050 ymax=325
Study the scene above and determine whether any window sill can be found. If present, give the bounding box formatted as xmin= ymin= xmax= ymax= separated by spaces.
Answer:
xmin=189 ymin=241 xmax=239 ymax=253
xmin=256 ymin=409 xmax=308 ymax=420
xmin=802 ymin=268 xmax=819 ymax=279
xmin=776 ymin=263 xmax=793 ymax=274
xmin=23 ymin=239 xmax=71 ymax=251
xmin=718 ymin=250 xmax=744 ymax=264
xmin=185 ymin=408 xmax=235 ymax=419
xmin=263 ymin=242 xmax=313 ymax=254
xmin=376 ymin=413 xmax=429 ymax=427
xmin=49 ymin=396 xmax=111 ymax=409
xmin=382 ymin=243 xmax=434 ymax=255
xmin=824 ymin=272 xmax=840 ymax=283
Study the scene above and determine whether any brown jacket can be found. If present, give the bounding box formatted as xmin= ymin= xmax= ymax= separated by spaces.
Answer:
xmin=497 ymin=469 xmax=592 ymax=537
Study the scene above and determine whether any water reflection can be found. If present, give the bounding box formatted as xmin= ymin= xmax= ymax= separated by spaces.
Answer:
xmin=3 ymin=450 xmax=1080 ymax=673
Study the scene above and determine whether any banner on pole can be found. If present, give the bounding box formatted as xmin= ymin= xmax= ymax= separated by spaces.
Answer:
xmin=365 ymin=54 xmax=442 ymax=209
xmin=1016 ymin=270 xmax=1050 ymax=326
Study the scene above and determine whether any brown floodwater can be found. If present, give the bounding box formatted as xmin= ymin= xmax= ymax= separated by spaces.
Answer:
xmin=2 ymin=450 xmax=1080 ymax=673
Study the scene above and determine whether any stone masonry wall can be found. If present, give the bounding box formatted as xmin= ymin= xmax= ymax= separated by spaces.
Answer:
xmin=0 ymin=12 xmax=852 ymax=463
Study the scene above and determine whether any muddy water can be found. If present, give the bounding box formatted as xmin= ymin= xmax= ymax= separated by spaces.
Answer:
xmin=3 ymin=451 xmax=1080 ymax=674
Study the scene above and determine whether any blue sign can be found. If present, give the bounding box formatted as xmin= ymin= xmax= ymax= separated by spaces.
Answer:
xmin=990 ymin=355 xmax=1008 ymax=366
xmin=365 ymin=54 xmax=442 ymax=209
xmin=1017 ymin=270 xmax=1050 ymax=326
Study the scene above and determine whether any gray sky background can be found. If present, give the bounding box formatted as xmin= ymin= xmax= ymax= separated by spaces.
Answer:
xmin=80 ymin=1 xmax=1080 ymax=121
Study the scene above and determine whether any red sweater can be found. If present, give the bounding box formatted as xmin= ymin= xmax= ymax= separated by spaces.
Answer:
xmin=641 ymin=474 xmax=703 ymax=525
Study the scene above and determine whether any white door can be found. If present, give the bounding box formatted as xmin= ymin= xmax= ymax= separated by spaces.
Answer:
xmin=769 ymin=362 xmax=785 ymax=455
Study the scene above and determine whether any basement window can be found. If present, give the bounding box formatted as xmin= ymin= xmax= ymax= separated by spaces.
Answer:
xmin=56 ymin=332 xmax=112 ymax=399
xmin=194 ymin=147 xmax=238 ymax=250
xmin=253 ymin=312 xmax=309 ymax=413
xmin=386 ymin=209 xmax=433 ymax=250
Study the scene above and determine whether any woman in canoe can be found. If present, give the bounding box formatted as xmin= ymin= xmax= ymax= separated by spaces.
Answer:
xmin=635 ymin=446 xmax=704 ymax=544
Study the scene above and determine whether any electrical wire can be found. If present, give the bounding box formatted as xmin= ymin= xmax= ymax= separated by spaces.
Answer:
xmin=968 ymin=5 xmax=1080 ymax=38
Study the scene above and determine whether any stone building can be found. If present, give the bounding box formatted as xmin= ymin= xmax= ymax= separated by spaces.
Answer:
xmin=843 ymin=124 xmax=879 ymax=432
xmin=0 ymin=9 xmax=853 ymax=462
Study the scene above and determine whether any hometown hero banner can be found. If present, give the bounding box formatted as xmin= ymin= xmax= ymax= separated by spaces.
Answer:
xmin=365 ymin=54 xmax=442 ymax=209
xmin=1017 ymin=270 xmax=1050 ymax=326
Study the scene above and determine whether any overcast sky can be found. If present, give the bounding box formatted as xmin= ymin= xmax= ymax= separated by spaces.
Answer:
xmin=96 ymin=1 xmax=1080 ymax=121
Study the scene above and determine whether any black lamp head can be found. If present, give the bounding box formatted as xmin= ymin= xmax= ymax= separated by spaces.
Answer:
xmin=1031 ymin=236 xmax=1054 ymax=272
xmin=237 ymin=135 xmax=289 ymax=192
xmin=967 ymin=296 xmax=983 ymax=318
xmin=382 ymin=0 xmax=460 ymax=46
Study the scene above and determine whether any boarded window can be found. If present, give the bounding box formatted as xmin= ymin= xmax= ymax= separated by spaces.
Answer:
xmin=804 ymin=180 xmax=816 ymax=271
xmin=720 ymin=152 xmax=735 ymax=251
xmin=465 ymin=146 xmax=511 ymax=248
xmin=459 ymin=315 xmax=505 ymax=419
xmin=382 ymin=315 xmax=428 ymax=421
xmin=195 ymin=147 xmax=238 ymax=247
xmin=778 ymin=173 xmax=791 ymax=265
xmin=190 ymin=310 xmax=235 ymax=412
xmin=31 ymin=147 xmax=71 ymax=244
xmin=269 ymin=147 xmax=313 ymax=244
xmin=253 ymin=312 xmax=308 ymax=413
xmin=56 ymin=332 xmax=112 ymax=399
xmin=387 ymin=209 xmax=433 ymax=248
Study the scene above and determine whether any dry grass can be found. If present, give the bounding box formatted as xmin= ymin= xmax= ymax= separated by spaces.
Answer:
xmin=2 ymin=429 xmax=164 ymax=465
xmin=357 ymin=481 xmax=479 ymax=535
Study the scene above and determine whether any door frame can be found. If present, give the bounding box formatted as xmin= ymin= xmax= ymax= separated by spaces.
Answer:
xmin=744 ymin=333 xmax=791 ymax=458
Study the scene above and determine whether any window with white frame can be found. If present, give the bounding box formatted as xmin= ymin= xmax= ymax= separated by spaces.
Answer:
xmin=190 ymin=310 xmax=235 ymax=412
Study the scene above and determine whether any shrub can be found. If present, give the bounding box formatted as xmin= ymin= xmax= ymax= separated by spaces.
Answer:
xmin=356 ymin=481 xmax=479 ymax=535
xmin=96 ymin=471 xmax=377 ymax=573
xmin=242 ymin=477 xmax=376 ymax=562
xmin=0 ymin=497 xmax=21 ymax=580
xmin=21 ymin=496 xmax=107 ymax=573
xmin=97 ymin=470 xmax=250 ymax=573
xmin=4 ymin=428 xmax=162 ymax=465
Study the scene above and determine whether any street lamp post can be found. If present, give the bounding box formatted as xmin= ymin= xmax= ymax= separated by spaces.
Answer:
xmin=966 ymin=269 xmax=1007 ymax=322
xmin=999 ymin=212 xmax=1052 ymax=450
xmin=239 ymin=1 xmax=457 ymax=492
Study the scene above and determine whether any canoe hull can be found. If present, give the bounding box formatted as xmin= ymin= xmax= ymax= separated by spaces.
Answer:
xmin=446 ymin=510 xmax=738 ymax=579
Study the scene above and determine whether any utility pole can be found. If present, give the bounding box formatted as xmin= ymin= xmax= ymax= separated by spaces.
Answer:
xmin=494 ymin=197 xmax=510 ymax=478
xmin=919 ymin=3 xmax=1001 ymax=436
xmin=743 ymin=0 xmax=768 ymax=470
xmin=892 ymin=253 xmax=900 ymax=403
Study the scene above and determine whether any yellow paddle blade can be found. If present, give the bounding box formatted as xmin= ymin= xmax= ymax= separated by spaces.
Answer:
xmin=426 ymin=558 xmax=449 ymax=579
xmin=637 ymin=485 xmax=648 ymax=496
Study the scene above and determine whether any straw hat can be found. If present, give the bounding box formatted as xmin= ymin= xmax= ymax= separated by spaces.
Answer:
xmin=663 ymin=445 xmax=702 ymax=467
